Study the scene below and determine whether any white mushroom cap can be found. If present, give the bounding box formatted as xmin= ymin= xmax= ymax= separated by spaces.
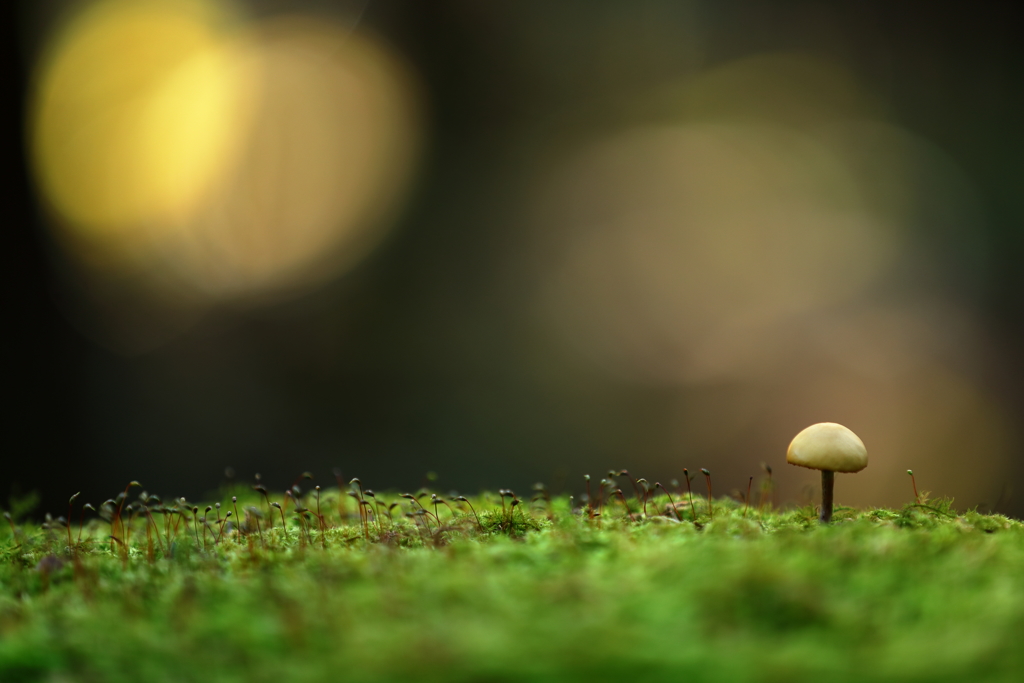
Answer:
xmin=786 ymin=422 xmax=867 ymax=473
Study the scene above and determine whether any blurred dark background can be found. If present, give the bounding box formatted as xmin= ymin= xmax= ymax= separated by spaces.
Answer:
xmin=6 ymin=1 xmax=1023 ymax=517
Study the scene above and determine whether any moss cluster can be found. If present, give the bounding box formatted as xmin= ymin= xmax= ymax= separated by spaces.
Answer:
xmin=1 ymin=483 xmax=1022 ymax=682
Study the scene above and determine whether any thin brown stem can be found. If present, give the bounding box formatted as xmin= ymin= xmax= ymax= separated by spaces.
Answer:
xmin=820 ymin=470 xmax=835 ymax=524
xmin=683 ymin=469 xmax=696 ymax=523
xmin=232 ymin=497 xmax=243 ymax=538
xmin=743 ymin=477 xmax=753 ymax=518
xmin=67 ymin=493 xmax=80 ymax=552
xmin=315 ymin=486 xmax=326 ymax=549
xmin=702 ymin=469 xmax=713 ymax=521
xmin=655 ymin=483 xmax=682 ymax=522
xmin=613 ymin=489 xmax=632 ymax=521
xmin=455 ymin=497 xmax=483 ymax=530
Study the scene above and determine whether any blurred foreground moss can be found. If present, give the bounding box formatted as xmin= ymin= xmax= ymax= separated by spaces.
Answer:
xmin=1 ymin=490 xmax=1022 ymax=683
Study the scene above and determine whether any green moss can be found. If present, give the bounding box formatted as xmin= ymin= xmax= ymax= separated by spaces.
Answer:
xmin=1 ymin=490 xmax=1022 ymax=682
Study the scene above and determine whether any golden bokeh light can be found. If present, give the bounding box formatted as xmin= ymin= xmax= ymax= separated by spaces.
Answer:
xmin=31 ymin=0 xmax=250 ymax=250
xmin=162 ymin=16 xmax=421 ymax=300
xmin=29 ymin=0 xmax=422 ymax=332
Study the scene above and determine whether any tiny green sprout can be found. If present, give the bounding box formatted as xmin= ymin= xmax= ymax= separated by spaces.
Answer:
xmin=498 ymin=489 xmax=512 ymax=515
xmin=743 ymin=476 xmax=753 ymax=518
xmin=66 ymin=493 xmax=81 ymax=551
xmin=252 ymin=485 xmax=271 ymax=518
xmin=192 ymin=507 xmax=202 ymax=550
xmin=700 ymin=470 xmax=713 ymax=520
xmin=142 ymin=504 xmax=164 ymax=554
xmin=362 ymin=497 xmax=382 ymax=533
xmin=430 ymin=494 xmax=441 ymax=526
xmin=246 ymin=506 xmax=265 ymax=544
xmin=4 ymin=512 xmax=17 ymax=542
xmin=655 ymin=482 xmax=682 ymax=522
xmin=636 ymin=479 xmax=650 ymax=516
xmin=584 ymin=475 xmax=594 ymax=518
xmin=612 ymin=470 xmax=643 ymax=507
xmin=114 ymin=482 xmax=141 ymax=534
xmin=613 ymin=489 xmax=631 ymax=520
xmin=351 ymin=493 xmax=369 ymax=532
xmin=314 ymin=486 xmax=326 ymax=546
xmin=759 ymin=463 xmax=774 ymax=512
xmin=124 ymin=504 xmax=137 ymax=544
xmin=271 ymin=502 xmax=287 ymax=540
xmin=437 ymin=497 xmax=458 ymax=521
xmin=682 ymin=469 xmax=696 ymax=523
xmin=202 ymin=506 xmax=213 ymax=547
xmin=216 ymin=511 xmax=232 ymax=544
xmin=455 ymin=496 xmax=482 ymax=529
xmin=78 ymin=503 xmax=95 ymax=543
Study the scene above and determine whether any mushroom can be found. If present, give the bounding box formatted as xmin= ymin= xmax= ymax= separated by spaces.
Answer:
xmin=786 ymin=422 xmax=867 ymax=523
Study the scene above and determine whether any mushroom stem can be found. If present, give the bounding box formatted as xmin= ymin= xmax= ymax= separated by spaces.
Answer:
xmin=820 ymin=470 xmax=835 ymax=523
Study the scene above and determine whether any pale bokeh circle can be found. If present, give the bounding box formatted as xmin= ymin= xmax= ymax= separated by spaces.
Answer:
xmin=161 ymin=16 xmax=422 ymax=300
xmin=537 ymin=122 xmax=905 ymax=384
xmin=30 ymin=0 xmax=422 ymax=314
xmin=30 ymin=0 xmax=251 ymax=253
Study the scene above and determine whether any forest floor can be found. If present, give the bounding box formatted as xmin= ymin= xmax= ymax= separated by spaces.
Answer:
xmin=1 ymin=482 xmax=1022 ymax=682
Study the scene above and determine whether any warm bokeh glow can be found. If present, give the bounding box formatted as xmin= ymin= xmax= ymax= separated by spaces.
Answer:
xmin=537 ymin=122 xmax=904 ymax=384
xmin=163 ymin=17 xmax=421 ymax=300
xmin=29 ymin=0 xmax=421 ymax=334
xmin=526 ymin=52 xmax=1014 ymax=509
xmin=31 ymin=0 xmax=248 ymax=249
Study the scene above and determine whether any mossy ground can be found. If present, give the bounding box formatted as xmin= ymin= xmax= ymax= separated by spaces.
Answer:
xmin=1 ymin=485 xmax=1023 ymax=683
